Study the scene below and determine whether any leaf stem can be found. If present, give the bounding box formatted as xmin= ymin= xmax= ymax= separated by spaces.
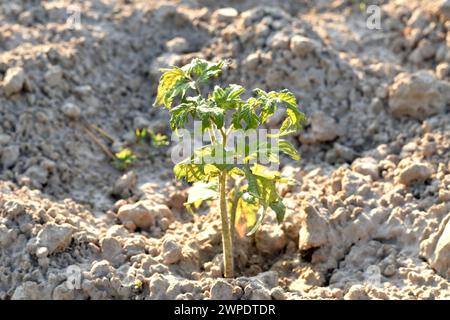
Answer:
xmin=225 ymin=124 xmax=234 ymax=136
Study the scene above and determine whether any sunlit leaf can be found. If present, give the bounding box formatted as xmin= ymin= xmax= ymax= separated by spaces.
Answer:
xmin=250 ymin=163 xmax=281 ymax=180
xmin=234 ymin=197 xmax=258 ymax=238
xmin=154 ymin=67 xmax=189 ymax=109
xmin=212 ymin=84 xmax=245 ymax=110
xmin=278 ymin=140 xmax=300 ymax=160
xmin=174 ymin=163 xmax=207 ymax=183
xmin=204 ymin=164 xmax=221 ymax=177
xmin=113 ymin=148 xmax=136 ymax=170
xmin=148 ymin=129 xmax=169 ymax=147
xmin=135 ymin=128 xmax=147 ymax=141
xmin=232 ymin=99 xmax=259 ymax=130
xmin=280 ymin=106 xmax=306 ymax=134
xmin=253 ymin=88 xmax=306 ymax=134
xmin=183 ymin=58 xmax=226 ymax=83
xmin=185 ymin=180 xmax=218 ymax=209
xmin=228 ymin=167 xmax=244 ymax=178
xmin=169 ymin=100 xmax=195 ymax=130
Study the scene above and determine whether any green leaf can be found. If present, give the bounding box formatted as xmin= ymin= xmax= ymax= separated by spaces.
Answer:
xmin=280 ymin=106 xmax=306 ymax=134
xmin=113 ymin=148 xmax=136 ymax=170
xmin=135 ymin=128 xmax=147 ymax=141
xmin=196 ymin=99 xmax=224 ymax=129
xmin=204 ymin=164 xmax=221 ymax=177
xmin=253 ymin=88 xmax=306 ymax=134
xmin=193 ymin=144 xmax=215 ymax=163
xmin=244 ymin=164 xmax=280 ymax=207
xmin=246 ymin=206 xmax=267 ymax=236
xmin=250 ymin=163 xmax=281 ymax=180
xmin=185 ymin=180 xmax=218 ymax=209
xmin=149 ymin=129 xmax=169 ymax=147
xmin=258 ymin=178 xmax=278 ymax=208
xmin=243 ymin=140 xmax=280 ymax=164
xmin=270 ymin=201 xmax=286 ymax=223
xmin=232 ymin=101 xmax=259 ymax=130
xmin=228 ymin=167 xmax=244 ymax=178
xmin=169 ymin=100 xmax=196 ymax=130
xmin=269 ymin=90 xmax=297 ymax=108
xmin=154 ymin=67 xmax=189 ymax=109
xmin=169 ymin=96 xmax=224 ymax=132
xmin=174 ymin=163 xmax=207 ymax=183
xmin=183 ymin=59 xmax=226 ymax=84
xmin=243 ymin=165 xmax=259 ymax=198
xmin=278 ymin=140 xmax=300 ymax=161
xmin=253 ymin=89 xmax=277 ymax=124
xmin=154 ymin=58 xmax=305 ymax=241
xmin=260 ymin=101 xmax=276 ymax=124
xmin=212 ymin=84 xmax=245 ymax=110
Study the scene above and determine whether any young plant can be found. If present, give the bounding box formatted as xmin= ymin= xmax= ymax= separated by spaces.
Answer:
xmin=135 ymin=128 xmax=169 ymax=147
xmin=148 ymin=129 xmax=169 ymax=147
xmin=351 ymin=0 xmax=368 ymax=13
xmin=154 ymin=59 xmax=305 ymax=277
xmin=113 ymin=147 xmax=136 ymax=170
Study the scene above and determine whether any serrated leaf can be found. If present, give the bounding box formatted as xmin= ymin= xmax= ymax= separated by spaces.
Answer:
xmin=250 ymin=163 xmax=281 ymax=180
xmin=155 ymin=58 xmax=305 ymax=243
xmin=154 ymin=67 xmax=188 ymax=109
xmin=204 ymin=164 xmax=221 ymax=177
xmin=244 ymin=140 xmax=280 ymax=164
xmin=169 ymin=96 xmax=224 ymax=132
xmin=279 ymin=106 xmax=306 ymax=134
xmin=244 ymin=164 xmax=280 ymax=208
xmin=228 ymin=167 xmax=244 ymax=178
xmin=212 ymin=84 xmax=245 ymax=110
xmin=232 ymin=103 xmax=259 ymax=130
xmin=253 ymin=88 xmax=306 ymax=134
xmin=258 ymin=178 xmax=278 ymax=207
xmin=278 ymin=140 xmax=300 ymax=161
xmin=169 ymin=101 xmax=195 ymax=130
xmin=260 ymin=101 xmax=276 ymax=124
xmin=183 ymin=59 xmax=226 ymax=84
xmin=185 ymin=180 xmax=218 ymax=209
xmin=174 ymin=163 xmax=207 ymax=183
xmin=196 ymin=100 xmax=224 ymax=129
xmin=270 ymin=90 xmax=297 ymax=108
xmin=192 ymin=144 xmax=215 ymax=163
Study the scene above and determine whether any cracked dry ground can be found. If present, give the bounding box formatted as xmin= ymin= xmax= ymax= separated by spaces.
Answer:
xmin=1 ymin=0 xmax=450 ymax=300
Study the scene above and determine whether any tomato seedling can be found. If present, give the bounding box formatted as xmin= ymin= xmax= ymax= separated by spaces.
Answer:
xmin=154 ymin=59 xmax=305 ymax=277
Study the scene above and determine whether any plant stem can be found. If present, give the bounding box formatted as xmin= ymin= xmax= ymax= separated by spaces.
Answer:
xmin=219 ymin=171 xmax=234 ymax=278
xmin=208 ymin=128 xmax=217 ymax=144
xmin=229 ymin=178 xmax=243 ymax=240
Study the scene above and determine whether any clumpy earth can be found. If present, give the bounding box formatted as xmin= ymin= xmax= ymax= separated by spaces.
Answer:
xmin=1 ymin=0 xmax=450 ymax=300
